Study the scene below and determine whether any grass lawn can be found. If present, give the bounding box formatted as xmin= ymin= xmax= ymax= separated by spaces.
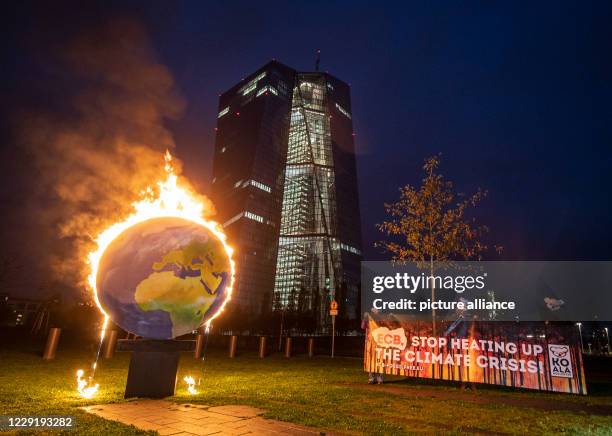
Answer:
xmin=1 ymin=345 xmax=612 ymax=435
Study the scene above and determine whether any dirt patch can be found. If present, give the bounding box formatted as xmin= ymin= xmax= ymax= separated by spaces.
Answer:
xmin=340 ymin=382 xmax=612 ymax=416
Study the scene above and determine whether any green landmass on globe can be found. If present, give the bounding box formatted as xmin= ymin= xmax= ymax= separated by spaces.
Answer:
xmin=135 ymin=239 xmax=228 ymax=335
xmin=97 ymin=217 xmax=232 ymax=339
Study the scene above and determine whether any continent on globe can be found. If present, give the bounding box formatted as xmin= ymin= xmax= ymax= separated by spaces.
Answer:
xmin=135 ymin=239 xmax=229 ymax=337
xmin=151 ymin=239 xmax=227 ymax=294
xmin=97 ymin=217 xmax=232 ymax=339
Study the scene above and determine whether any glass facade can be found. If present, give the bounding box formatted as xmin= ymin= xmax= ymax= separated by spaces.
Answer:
xmin=274 ymin=75 xmax=340 ymax=317
xmin=273 ymin=73 xmax=362 ymax=325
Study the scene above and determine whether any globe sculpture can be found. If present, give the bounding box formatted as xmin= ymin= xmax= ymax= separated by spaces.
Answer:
xmin=97 ymin=216 xmax=231 ymax=339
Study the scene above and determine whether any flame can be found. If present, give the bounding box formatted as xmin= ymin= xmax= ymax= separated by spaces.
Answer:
xmin=183 ymin=376 xmax=198 ymax=395
xmin=87 ymin=150 xmax=235 ymax=326
xmin=78 ymin=151 xmax=234 ymax=399
xmin=76 ymin=369 xmax=99 ymax=399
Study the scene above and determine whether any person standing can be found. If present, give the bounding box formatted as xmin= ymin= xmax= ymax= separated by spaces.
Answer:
xmin=362 ymin=311 xmax=384 ymax=384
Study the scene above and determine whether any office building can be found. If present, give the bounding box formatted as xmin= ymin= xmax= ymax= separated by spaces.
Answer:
xmin=211 ymin=61 xmax=362 ymax=325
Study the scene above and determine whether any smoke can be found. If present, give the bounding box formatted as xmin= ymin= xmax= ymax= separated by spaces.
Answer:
xmin=12 ymin=19 xmax=213 ymax=296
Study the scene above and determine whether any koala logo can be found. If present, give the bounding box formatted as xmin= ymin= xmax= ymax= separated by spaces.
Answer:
xmin=549 ymin=344 xmax=569 ymax=358
xmin=548 ymin=344 xmax=573 ymax=378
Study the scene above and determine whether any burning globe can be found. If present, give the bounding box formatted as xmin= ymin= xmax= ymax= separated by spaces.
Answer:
xmin=76 ymin=152 xmax=233 ymax=398
xmin=87 ymin=151 xmax=234 ymax=340
xmin=97 ymin=217 xmax=231 ymax=339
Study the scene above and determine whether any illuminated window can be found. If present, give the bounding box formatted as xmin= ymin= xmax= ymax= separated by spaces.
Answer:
xmin=244 ymin=211 xmax=264 ymax=223
xmin=340 ymin=243 xmax=361 ymax=255
xmin=218 ymin=107 xmax=229 ymax=118
xmin=335 ymin=103 xmax=351 ymax=119
xmin=253 ymin=71 xmax=266 ymax=82
xmin=223 ymin=211 xmax=269 ymax=227
xmin=256 ymin=85 xmax=279 ymax=97
xmin=235 ymin=179 xmax=272 ymax=193
xmin=248 ymin=179 xmax=272 ymax=193
xmin=242 ymin=83 xmax=257 ymax=95
xmin=239 ymin=72 xmax=267 ymax=96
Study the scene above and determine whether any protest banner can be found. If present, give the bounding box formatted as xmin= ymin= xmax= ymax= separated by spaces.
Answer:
xmin=364 ymin=318 xmax=587 ymax=394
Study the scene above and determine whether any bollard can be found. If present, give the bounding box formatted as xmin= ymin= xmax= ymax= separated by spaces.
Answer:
xmin=308 ymin=337 xmax=315 ymax=358
xmin=42 ymin=327 xmax=61 ymax=360
xmin=284 ymin=337 xmax=292 ymax=358
xmin=229 ymin=335 xmax=238 ymax=358
xmin=194 ymin=333 xmax=204 ymax=359
xmin=103 ymin=330 xmax=118 ymax=359
xmin=258 ymin=336 xmax=267 ymax=359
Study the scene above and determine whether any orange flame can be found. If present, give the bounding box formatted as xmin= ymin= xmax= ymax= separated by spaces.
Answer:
xmin=87 ymin=150 xmax=235 ymax=326
xmin=183 ymin=375 xmax=198 ymax=395
xmin=76 ymin=369 xmax=99 ymax=399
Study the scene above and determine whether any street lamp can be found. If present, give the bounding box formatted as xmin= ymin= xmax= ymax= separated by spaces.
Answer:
xmin=605 ymin=327 xmax=610 ymax=354
xmin=576 ymin=323 xmax=584 ymax=353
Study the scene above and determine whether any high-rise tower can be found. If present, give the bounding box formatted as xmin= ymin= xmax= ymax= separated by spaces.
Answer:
xmin=211 ymin=61 xmax=362 ymax=325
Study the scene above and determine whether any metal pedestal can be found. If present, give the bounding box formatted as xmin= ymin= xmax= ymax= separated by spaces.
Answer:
xmin=117 ymin=339 xmax=195 ymax=398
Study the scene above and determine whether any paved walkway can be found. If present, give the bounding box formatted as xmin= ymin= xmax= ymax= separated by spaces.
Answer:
xmin=81 ymin=400 xmax=327 ymax=435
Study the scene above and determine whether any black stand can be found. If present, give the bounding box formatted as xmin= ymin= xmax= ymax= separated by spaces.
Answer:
xmin=117 ymin=339 xmax=195 ymax=398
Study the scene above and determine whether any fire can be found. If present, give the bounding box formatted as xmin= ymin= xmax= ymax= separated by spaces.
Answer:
xmin=88 ymin=151 xmax=235 ymax=323
xmin=87 ymin=150 xmax=235 ymax=325
xmin=76 ymin=369 xmax=99 ymax=399
xmin=183 ymin=376 xmax=198 ymax=395
xmin=78 ymin=151 xmax=234 ymax=399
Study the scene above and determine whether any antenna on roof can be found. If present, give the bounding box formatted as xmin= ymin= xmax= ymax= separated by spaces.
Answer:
xmin=315 ymin=49 xmax=321 ymax=71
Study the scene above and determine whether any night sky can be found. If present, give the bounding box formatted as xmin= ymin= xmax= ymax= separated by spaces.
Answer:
xmin=2 ymin=1 xmax=612 ymax=297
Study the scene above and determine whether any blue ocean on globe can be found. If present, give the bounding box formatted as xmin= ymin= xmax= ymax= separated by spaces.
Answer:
xmin=97 ymin=216 xmax=231 ymax=339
